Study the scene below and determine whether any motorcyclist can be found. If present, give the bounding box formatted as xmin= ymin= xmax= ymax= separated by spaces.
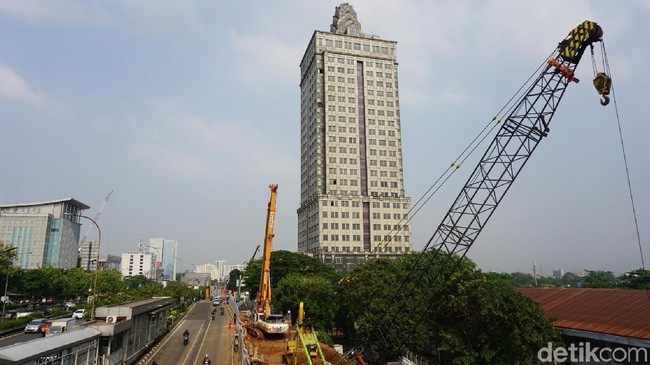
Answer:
xmin=183 ymin=329 xmax=190 ymax=344
xmin=220 ymin=307 xmax=224 ymax=315
xmin=202 ymin=354 xmax=212 ymax=365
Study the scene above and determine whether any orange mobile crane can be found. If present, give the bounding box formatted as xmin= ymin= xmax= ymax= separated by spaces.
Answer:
xmin=249 ymin=184 xmax=289 ymax=338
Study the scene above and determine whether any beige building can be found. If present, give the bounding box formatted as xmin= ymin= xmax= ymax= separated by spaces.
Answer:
xmin=79 ymin=240 xmax=100 ymax=271
xmin=297 ymin=4 xmax=413 ymax=272
xmin=0 ymin=198 xmax=89 ymax=269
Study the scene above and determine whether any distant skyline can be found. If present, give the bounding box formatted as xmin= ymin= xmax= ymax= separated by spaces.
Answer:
xmin=1 ymin=1 xmax=648 ymax=275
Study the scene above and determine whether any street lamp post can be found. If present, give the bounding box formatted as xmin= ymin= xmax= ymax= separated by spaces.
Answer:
xmin=174 ymin=257 xmax=184 ymax=279
xmin=66 ymin=213 xmax=100 ymax=321
xmin=1 ymin=247 xmax=17 ymax=321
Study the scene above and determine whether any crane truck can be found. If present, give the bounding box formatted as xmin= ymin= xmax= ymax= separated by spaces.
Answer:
xmin=248 ymin=184 xmax=289 ymax=338
xmin=363 ymin=20 xmax=611 ymax=364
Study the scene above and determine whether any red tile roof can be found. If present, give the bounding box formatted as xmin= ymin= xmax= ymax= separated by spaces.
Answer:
xmin=518 ymin=288 xmax=650 ymax=340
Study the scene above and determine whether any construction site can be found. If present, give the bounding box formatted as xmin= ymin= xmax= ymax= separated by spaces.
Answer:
xmin=230 ymin=13 xmax=624 ymax=365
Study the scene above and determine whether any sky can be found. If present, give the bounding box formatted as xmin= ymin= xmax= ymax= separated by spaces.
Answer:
xmin=1 ymin=0 xmax=648 ymax=276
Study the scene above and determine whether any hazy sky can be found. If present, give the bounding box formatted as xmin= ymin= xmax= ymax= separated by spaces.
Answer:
xmin=1 ymin=1 xmax=648 ymax=275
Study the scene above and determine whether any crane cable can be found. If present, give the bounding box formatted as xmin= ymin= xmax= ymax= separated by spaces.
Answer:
xmin=369 ymin=51 xmax=555 ymax=256
xmin=599 ymin=42 xmax=646 ymax=270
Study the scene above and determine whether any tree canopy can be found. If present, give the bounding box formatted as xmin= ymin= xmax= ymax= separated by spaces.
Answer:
xmin=243 ymin=250 xmax=340 ymax=301
xmin=338 ymin=251 xmax=561 ymax=364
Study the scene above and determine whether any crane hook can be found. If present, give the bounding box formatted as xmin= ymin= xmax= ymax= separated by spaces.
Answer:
xmin=600 ymin=95 xmax=610 ymax=106
xmin=593 ymin=72 xmax=611 ymax=107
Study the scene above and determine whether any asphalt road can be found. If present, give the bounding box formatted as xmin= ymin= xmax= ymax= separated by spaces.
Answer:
xmin=0 ymin=329 xmax=45 ymax=346
xmin=146 ymin=300 xmax=237 ymax=365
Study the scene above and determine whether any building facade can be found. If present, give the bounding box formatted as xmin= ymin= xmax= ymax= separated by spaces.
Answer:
xmin=120 ymin=251 xmax=155 ymax=278
xmin=195 ymin=262 xmax=245 ymax=282
xmin=79 ymin=240 xmax=100 ymax=272
xmin=99 ymin=255 xmax=122 ymax=271
xmin=297 ymin=4 xmax=413 ymax=272
xmin=147 ymin=237 xmax=178 ymax=281
xmin=0 ymin=198 xmax=89 ymax=269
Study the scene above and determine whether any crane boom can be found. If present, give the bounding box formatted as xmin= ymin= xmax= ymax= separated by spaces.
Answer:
xmin=430 ymin=21 xmax=602 ymax=259
xmin=372 ymin=21 xmax=606 ymax=361
xmin=79 ymin=189 xmax=114 ymax=245
xmin=257 ymin=184 xmax=278 ymax=317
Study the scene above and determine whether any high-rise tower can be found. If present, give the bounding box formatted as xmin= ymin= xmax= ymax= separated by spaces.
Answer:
xmin=297 ymin=4 xmax=412 ymax=272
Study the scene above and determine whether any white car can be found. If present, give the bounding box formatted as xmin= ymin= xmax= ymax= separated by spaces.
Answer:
xmin=72 ymin=309 xmax=85 ymax=319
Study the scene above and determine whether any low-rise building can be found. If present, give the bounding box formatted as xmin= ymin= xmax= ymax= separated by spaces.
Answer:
xmin=520 ymin=288 xmax=650 ymax=364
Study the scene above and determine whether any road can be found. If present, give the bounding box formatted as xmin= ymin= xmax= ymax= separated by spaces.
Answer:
xmin=0 ymin=330 xmax=44 ymax=347
xmin=146 ymin=300 xmax=237 ymax=365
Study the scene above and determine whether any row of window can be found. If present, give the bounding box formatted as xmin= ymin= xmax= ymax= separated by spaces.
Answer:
xmin=322 ymin=211 xmax=407 ymax=219
xmin=329 ymin=179 xmax=400 ymax=188
xmin=322 ymin=222 xmax=409 ymax=230
xmin=322 ymin=234 xmax=409 ymax=242
xmin=325 ymin=69 xmax=394 ymax=80
xmin=327 ymin=56 xmax=393 ymax=70
xmin=323 ymin=145 xmax=400 ymax=157
xmin=328 ymin=157 xmax=399 ymax=165
xmin=320 ymin=200 xmax=409 ymax=209
xmin=327 ymin=167 xmax=399 ymax=177
xmin=326 ymin=191 xmax=402 ymax=198
xmin=321 ymin=38 xmax=393 ymax=55
xmin=326 ymin=75 xmax=397 ymax=92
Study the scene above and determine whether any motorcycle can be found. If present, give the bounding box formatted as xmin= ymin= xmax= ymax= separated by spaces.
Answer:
xmin=211 ymin=314 xmax=215 ymax=320
xmin=183 ymin=333 xmax=189 ymax=345
xmin=220 ymin=307 xmax=224 ymax=315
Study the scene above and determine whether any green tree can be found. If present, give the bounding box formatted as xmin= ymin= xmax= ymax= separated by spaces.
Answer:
xmin=243 ymin=250 xmax=339 ymax=301
xmin=96 ymin=270 xmax=127 ymax=305
xmin=433 ymin=271 xmax=561 ymax=364
xmin=584 ymin=270 xmax=617 ymax=288
xmin=20 ymin=268 xmax=65 ymax=301
xmin=274 ymin=273 xmax=338 ymax=331
xmin=505 ymin=272 xmax=536 ymax=287
xmin=338 ymin=258 xmax=401 ymax=353
xmin=62 ymin=268 xmax=92 ymax=299
xmin=561 ymin=272 xmax=581 ymax=288
xmin=618 ymin=269 xmax=650 ymax=289
xmin=227 ymin=269 xmax=242 ymax=292
xmin=338 ymin=251 xmax=561 ymax=364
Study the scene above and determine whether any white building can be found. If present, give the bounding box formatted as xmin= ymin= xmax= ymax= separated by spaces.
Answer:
xmin=195 ymin=262 xmax=246 ymax=282
xmin=121 ymin=251 xmax=155 ymax=278
xmin=297 ymin=4 xmax=413 ymax=272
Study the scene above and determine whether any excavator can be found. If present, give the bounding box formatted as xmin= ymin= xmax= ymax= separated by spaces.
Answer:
xmin=359 ymin=20 xmax=612 ymax=364
xmin=247 ymin=184 xmax=290 ymax=339
xmin=283 ymin=302 xmax=328 ymax=365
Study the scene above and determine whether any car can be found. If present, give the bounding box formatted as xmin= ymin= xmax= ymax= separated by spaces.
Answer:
xmin=63 ymin=302 xmax=76 ymax=309
xmin=24 ymin=318 xmax=47 ymax=333
xmin=72 ymin=309 xmax=85 ymax=319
